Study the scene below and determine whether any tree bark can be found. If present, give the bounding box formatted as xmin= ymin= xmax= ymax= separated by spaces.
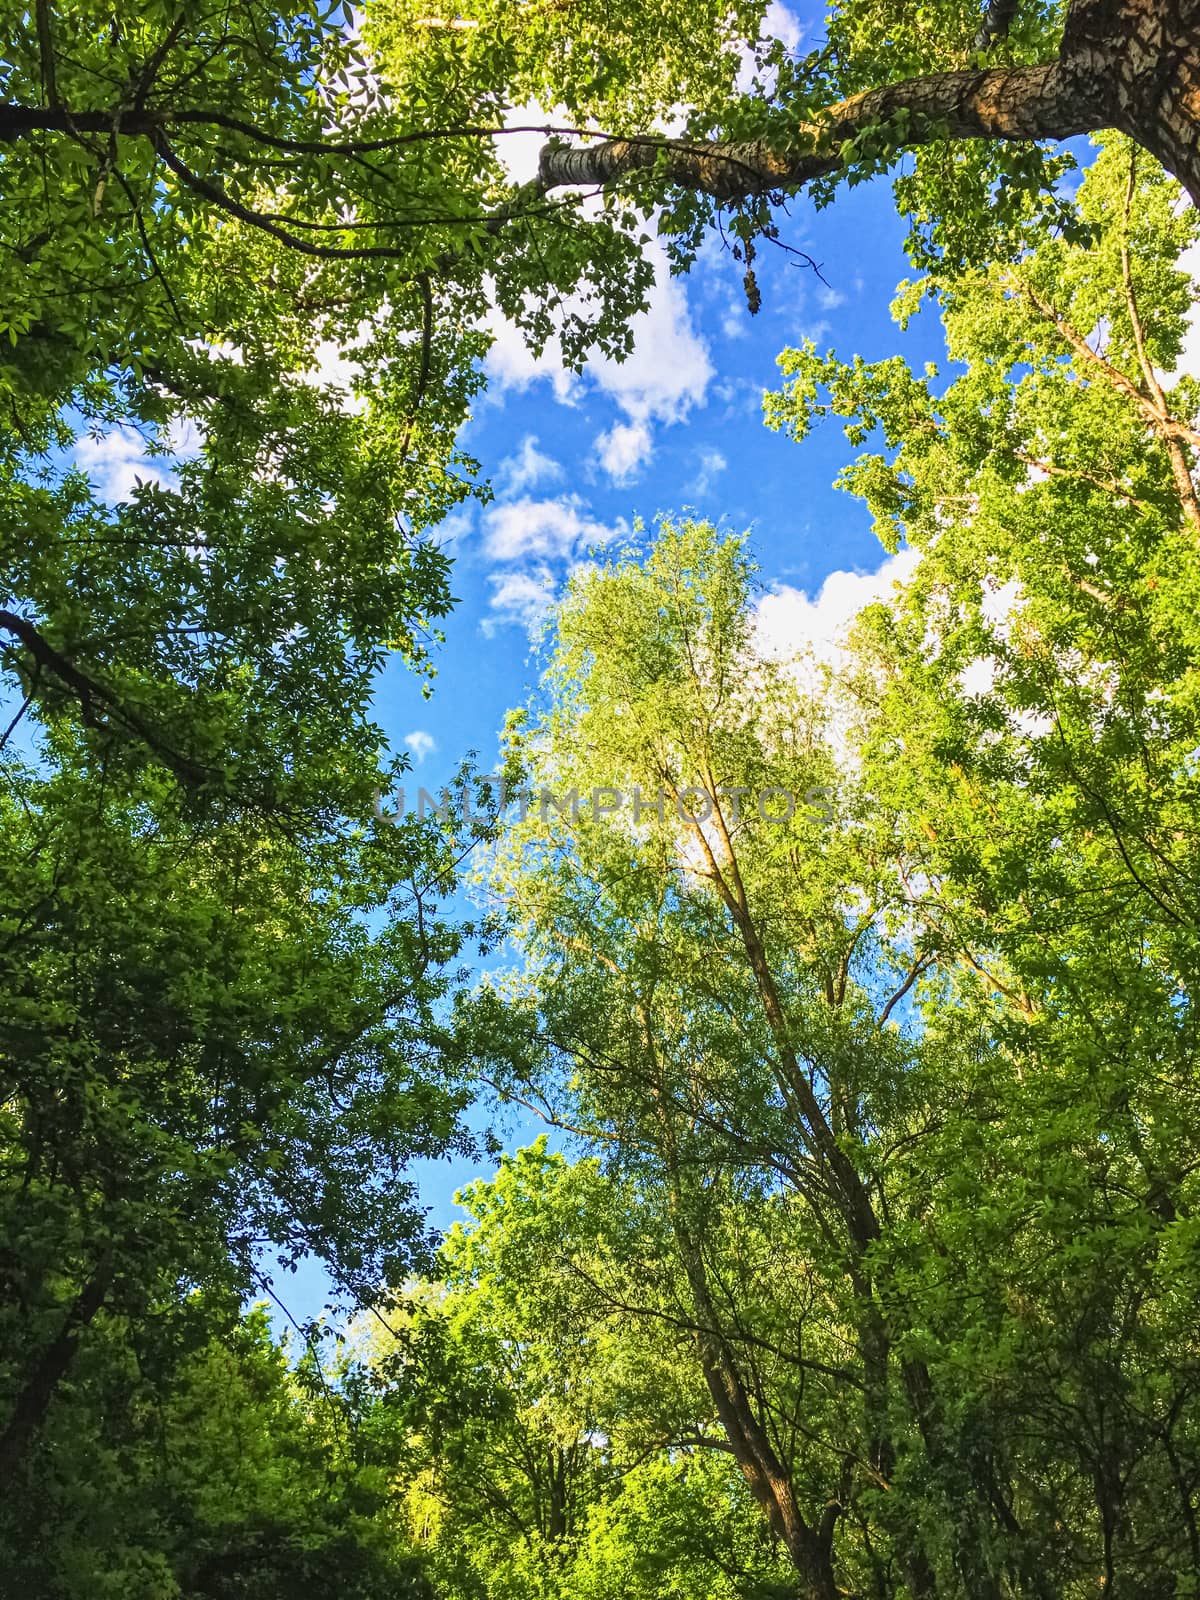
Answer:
xmin=675 ymin=1217 xmax=840 ymax=1600
xmin=538 ymin=0 xmax=1200 ymax=206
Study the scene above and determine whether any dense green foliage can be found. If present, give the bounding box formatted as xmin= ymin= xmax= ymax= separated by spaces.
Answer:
xmin=0 ymin=3 xmax=507 ymax=1588
xmin=2 ymin=1 xmax=1200 ymax=1596
xmin=4 ymin=1303 xmax=437 ymax=1599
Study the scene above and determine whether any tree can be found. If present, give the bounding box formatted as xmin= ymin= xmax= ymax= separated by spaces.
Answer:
xmin=0 ymin=1 xmax=637 ymax=801
xmin=371 ymin=0 xmax=1200 ymax=276
xmin=0 ymin=740 xmax=480 ymax=1495
xmin=530 ymin=0 xmax=1200 ymax=224
xmin=0 ymin=0 xmax=513 ymax=1503
xmin=767 ymin=136 xmax=1200 ymax=1590
xmin=475 ymin=518 xmax=943 ymax=1596
xmin=355 ymin=1141 xmax=797 ymax=1600
xmin=3 ymin=1299 xmax=438 ymax=1599
xmin=466 ymin=148 xmax=1200 ymax=1593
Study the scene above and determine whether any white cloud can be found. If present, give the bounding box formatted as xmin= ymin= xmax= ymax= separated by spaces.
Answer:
xmin=491 ymin=102 xmax=562 ymax=187
xmin=714 ymin=375 xmax=764 ymax=411
xmin=755 ymin=548 xmax=921 ymax=666
xmin=592 ymin=245 xmax=713 ymax=425
xmin=167 ymin=415 xmax=205 ymax=459
xmin=736 ymin=0 xmax=805 ymax=93
xmin=762 ymin=0 xmax=804 ymax=52
xmin=693 ymin=447 xmax=727 ymax=496
xmin=721 ymin=303 xmax=748 ymax=340
xmin=498 ymin=435 xmax=564 ymax=496
xmin=596 ymin=420 xmax=653 ymax=484
xmin=74 ymin=425 xmax=173 ymax=503
xmin=483 ymin=565 xmax=559 ymax=635
xmin=755 ymin=548 xmax=921 ymax=774
xmin=483 ymin=494 xmax=618 ymax=563
xmin=404 ymin=729 xmax=437 ymax=763
xmin=796 ymin=317 xmax=832 ymax=347
xmin=481 ymin=490 xmax=622 ymax=635
xmin=484 ymin=241 xmax=713 ymax=461
xmin=483 ymin=306 xmax=582 ymax=404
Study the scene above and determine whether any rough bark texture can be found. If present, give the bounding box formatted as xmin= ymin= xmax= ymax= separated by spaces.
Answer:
xmin=538 ymin=0 xmax=1200 ymax=206
xmin=1074 ymin=0 xmax=1200 ymax=204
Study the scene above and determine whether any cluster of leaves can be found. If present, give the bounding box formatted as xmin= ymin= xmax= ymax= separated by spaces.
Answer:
xmin=345 ymin=1144 xmax=798 ymax=1600
xmin=2 ymin=1299 xmax=438 ymax=1600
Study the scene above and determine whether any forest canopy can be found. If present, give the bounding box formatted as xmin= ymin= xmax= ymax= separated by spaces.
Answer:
xmin=2 ymin=1 xmax=1200 ymax=1597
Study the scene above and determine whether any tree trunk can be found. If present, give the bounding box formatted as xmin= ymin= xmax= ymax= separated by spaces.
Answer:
xmin=1070 ymin=0 xmax=1200 ymax=203
xmin=656 ymin=1118 xmax=841 ymax=1600
xmin=681 ymin=1238 xmax=841 ymax=1600
xmin=538 ymin=0 xmax=1200 ymax=206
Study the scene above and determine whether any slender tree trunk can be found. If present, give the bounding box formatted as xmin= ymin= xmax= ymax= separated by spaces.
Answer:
xmin=679 ymin=1226 xmax=840 ymax=1600
xmin=651 ymin=1094 xmax=841 ymax=1599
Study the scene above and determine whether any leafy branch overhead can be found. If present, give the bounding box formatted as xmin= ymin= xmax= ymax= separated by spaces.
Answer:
xmin=2 ymin=1 xmax=1198 ymax=339
xmin=534 ymin=0 xmax=1200 ymax=211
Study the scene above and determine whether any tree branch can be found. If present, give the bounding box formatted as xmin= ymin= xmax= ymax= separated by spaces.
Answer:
xmin=0 ymin=102 xmax=582 ymax=158
xmin=878 ymin=952 xmax=933 ymax=1026
xmin=35 ymin=0 xmax=59 ymax=109
xmin=0 ymin=1249 xmax=114 ymax=1487
xmin=399 ymin=274 xmax=434 ymax=462
xmin=1017 ymin=279 xmax=1200 ymax=451
xmin=153 ymin=135 xmax=419 ymax=261
xmin=1118 ymin=149 xmax=1200 ymax=532
xmin=974 ymin=0 xmax=1021 ymax=52
xmin=538 ymin=63 xmax=1089 ymax=200
xmin=0 ymin=608 xmax=211 ymax=785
